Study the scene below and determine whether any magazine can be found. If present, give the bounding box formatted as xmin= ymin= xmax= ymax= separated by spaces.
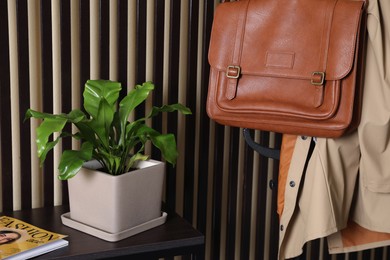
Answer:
xmin=0 ymin=216 xmax=68 ymax=259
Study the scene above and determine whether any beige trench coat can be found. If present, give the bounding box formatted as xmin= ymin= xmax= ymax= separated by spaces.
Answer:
xmin=277 ymin=0 xmax=390 ymax=259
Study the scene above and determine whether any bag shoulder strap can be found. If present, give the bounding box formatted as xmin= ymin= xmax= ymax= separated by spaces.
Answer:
xmin=225 ymin=0 xmax=249 ymax=100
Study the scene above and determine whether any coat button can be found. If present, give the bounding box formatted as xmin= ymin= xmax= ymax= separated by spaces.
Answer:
xmin=280 ymin=225 xmax=284 ymax=231
xmin=301 ymin=136 xmax=307 ymax=140
xmin=289 ymin=181 xmax=296 ymax=187
xmin=269 ymin=180 xmax=275 ymax=190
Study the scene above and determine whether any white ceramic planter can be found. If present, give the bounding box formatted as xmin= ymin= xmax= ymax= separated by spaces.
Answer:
xmin=67 ymin=159 xmax=165 ymax=235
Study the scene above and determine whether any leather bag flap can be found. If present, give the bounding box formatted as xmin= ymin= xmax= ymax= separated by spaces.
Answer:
xmin=208 ymin=0 xmax=365 ymax=82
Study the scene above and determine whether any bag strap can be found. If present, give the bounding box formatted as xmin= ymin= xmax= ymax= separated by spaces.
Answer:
xmin=243 ymin=129 xmax=281 ymax=160
xmin=225 ymin=0 xmax=249 ymax=100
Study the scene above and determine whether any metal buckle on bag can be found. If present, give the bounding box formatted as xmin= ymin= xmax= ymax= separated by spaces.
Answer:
xmin=226 ymin=65 xmax=241 ymax=79
xmin=311 ymin=71 xmax=325 ymax=86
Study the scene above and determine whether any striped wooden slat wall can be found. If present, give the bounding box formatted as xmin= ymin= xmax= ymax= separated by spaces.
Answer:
xmin=0 ymin=1 xmax=389 ymax=260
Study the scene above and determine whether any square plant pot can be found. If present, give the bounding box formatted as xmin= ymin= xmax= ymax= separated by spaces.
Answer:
xmin=67 ymin=159 xmax=165 ymax=234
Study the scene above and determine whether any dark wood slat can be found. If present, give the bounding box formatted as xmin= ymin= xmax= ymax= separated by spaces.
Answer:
xmin=133 ymin=0 xmax=146 ymax=169
xmin=135 ymin=0 xmax=146 ymax=88
xmin=183 ymin=0 xmax=199 ymax=223
xmin=17 ymin=0 xmax=32 ymax=210
xmin=60 ymin=0 xmax=72 ymax=205
xmin=349 ymin=251 xmax=359 ymax=260
xmin=297 ymin=244 xmax=308 ymax=260
xmin=210 ymin=123 xmax=225 ymax=260
xmin=362 ymin=249 xmax=372 ymax=260
xmin=40 ymin=0 xmax=54 ymax=207
xmin=240 ymin=132 xmax=255 ymax=260
xmin=0 ymin=0 xmax=13 ymax=211
xmin=151 ymin=0 xmax=165 ymax=161
xmin=99 ymin=0 xmax=109 ymax=79
xmin=117 ymin=0 xmax=128 ymax=100
xmin=269 ymin=133 xmax=282 ymax=260
xmin=309 ymin=239 xmax=321 ymax=260
xmin=60 ymin=0 xmax=71 ymax=110
xmin=79 ymin=0 xmax=90 ymax=99
xmin=225 ymin=127 xmax=240 ymax=260
xmin=167 ymin=0 xmax=180 ymax=106
xmin=255 ymin=131 xmax=271 ymax=260
xmin=165 ymin=0 xmax=181 ymax=211
xmin=374 ymin=247 xmax=384 ymax=260
xmin=196 ymin=0 xmax=214 ymax=236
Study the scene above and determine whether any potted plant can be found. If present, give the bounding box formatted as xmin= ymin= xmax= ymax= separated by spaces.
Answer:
xmin=25 ymin=80 xmax=191 ymax=241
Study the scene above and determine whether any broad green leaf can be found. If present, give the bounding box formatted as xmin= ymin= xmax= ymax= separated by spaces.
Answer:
xmin=146 ymin=103 xmax=192 ymax=119
xmin=119 ymin=82 xmax=154 ymax=120
xmin=36 ymin=117 xmax=67 ymax=157
xmin=118 ymin=82 xmax=154 ymax=142
xmin=125 ymin=121 xmax=143 ymax=142
xmin=67 ymin=109 xmax=87 ymax=123
xmin=135 ymin=125 xmax=178 ymax=166
xmin=87 ymin=98 xmax=115 ymax=149
xmin=111 ymin=111 xmax=121 ymax=140
xmin=38 ymin=132 xmax=72 ymax=166
xmin=83 ymin=80 xmax=121 ymax=118
xmin=74 ymin=121 xmax=99 ymax=147
xmin=25 ymin=109 xmax=62 ymax=121
xmin=27 ymin=109 xmax=86 ymax=165
xmin=130 ymin=103 xmax=192 ymax=127
xmin=126 ymin=153 xmax=149 ymax=172
xmin=150 ymin=134 xmax=178 ymax=166
xmin=58 ymin=142 xmax=94 ymax=180
xmin=26 ymin=108 xmax=87 ymax=122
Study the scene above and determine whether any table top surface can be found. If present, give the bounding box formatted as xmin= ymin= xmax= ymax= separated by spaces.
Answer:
xmin=1 ymin=205 xmax=204 ymax=259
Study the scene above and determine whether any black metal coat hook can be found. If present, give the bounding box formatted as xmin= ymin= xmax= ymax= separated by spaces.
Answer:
xmin=243 ymin=128 xmax=281 ymax=160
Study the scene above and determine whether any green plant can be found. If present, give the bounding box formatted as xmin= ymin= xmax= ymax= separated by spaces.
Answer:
xmin=25 ymin=80 xmax=191 ymax=180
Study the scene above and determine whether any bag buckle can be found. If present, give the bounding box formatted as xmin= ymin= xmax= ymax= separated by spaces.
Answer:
xmin=311 ymin=71 xmax=325 ymax=86
xmin=226 ymin=65 xmax=241 ymax=79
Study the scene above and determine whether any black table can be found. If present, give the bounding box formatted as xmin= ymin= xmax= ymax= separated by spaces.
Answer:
xmin=1 ymin=205 xmax=205 ymax=259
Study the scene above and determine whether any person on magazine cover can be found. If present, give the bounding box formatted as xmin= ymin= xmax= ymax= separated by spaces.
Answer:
xmin=0 ymin=231 xmax=21 ymax=245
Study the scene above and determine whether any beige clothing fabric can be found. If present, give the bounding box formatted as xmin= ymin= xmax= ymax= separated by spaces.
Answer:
xmin=278 ymin=0 xmax=390 ymax=259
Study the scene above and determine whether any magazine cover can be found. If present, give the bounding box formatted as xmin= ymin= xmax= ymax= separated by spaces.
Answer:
xmin=0 ymin=216 xmax=68 ymax=259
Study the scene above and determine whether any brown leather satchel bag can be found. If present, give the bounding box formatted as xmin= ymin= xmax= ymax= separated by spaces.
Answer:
xmin=207 ymin=0 xmax=367 ymax=138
